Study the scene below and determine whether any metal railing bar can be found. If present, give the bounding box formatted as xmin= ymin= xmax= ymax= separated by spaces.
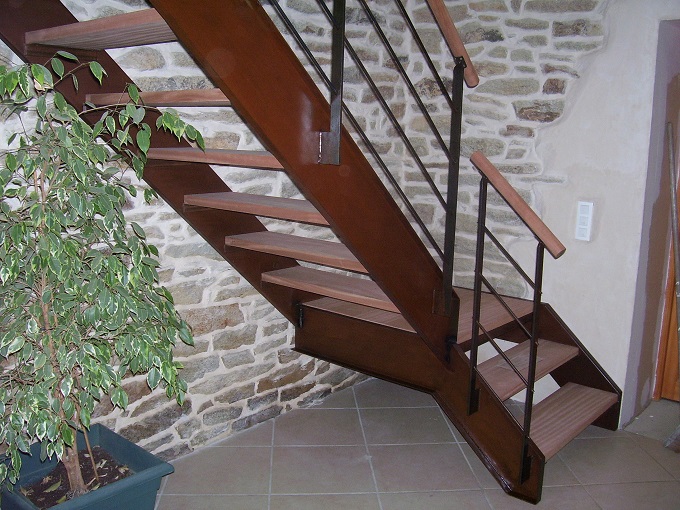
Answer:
xmin=315 ymin=0 xmax=447 ymax=210
xmin=477 ymin=322 xmax=531 ymax=386
xmin=266 ymin=0 xmax=445 ymax=258
xmin=394 ymin=0 xmax=453 ymax=109
xmin=480 ymin=274 xmax=532 ymax=340
xmin=484 ymin=227 xmax=535 ymax=288
xmin=356 ymin=0 xmax=450 ymax=156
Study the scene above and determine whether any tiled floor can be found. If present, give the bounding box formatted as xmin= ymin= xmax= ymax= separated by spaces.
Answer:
xmin=156 ymin=379 xmax=680 ymax=509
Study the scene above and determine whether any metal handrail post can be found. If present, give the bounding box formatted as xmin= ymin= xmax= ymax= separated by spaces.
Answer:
xmin=519 ymin=241 xmax=545 ymax=483
xmin=468 ymin=176 xmax=488 ymax=415
xmin=442 ymin=56 xmax=466 ymax=315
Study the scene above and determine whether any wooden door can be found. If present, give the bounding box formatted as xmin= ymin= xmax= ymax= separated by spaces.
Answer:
xmin=655 ymin=75 xmax=680 ymax=402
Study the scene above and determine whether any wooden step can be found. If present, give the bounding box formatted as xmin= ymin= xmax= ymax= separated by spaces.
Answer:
xmin=149 ymin=148 xmax=283 ymax=169
xmin=478 ymin=340 xmax=579 ymax=401
xmin=86 ymin=89 xmax=230 ymax=107
xmin=25 ymin=9 xmax=174 ymax=50
xmin=530 ymin=383 xmax=618 ymax=459
xmin=184 ymin=192 xmax=329 ymax=226
xmin=225 ymin=232 xmax=367 ymax=273
xmin=303 ymin=297 xmax=415 ymax=333
xmin=262 ymin=266 xmax=398 ymax=313
xmin=456 ymin=287 xmax=534 ymax=346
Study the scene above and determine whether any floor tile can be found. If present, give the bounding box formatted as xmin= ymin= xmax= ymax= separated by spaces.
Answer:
xmin=164 ymin=446 xmax=271 ymax=495
xmin=624 ymin=400 xmax=680 ymax=442
xmin=274 ymin=408 xmax=364 ymax=446
xmin=360 ymin=407 xmax=456 ymax=445
xmin=354 ymin=379 xmax=436 ymax=408
xmin=369 ymin=443 xmax=480 ymax=492
xmin=271 ymin=446 xmax=375 ymax=494
xmin=459 ymin=444 xmax=500 ymax=489
xmin=213 ymin=420 xmax=273 ymax=447
xmin=558 ymin=436 xmax=674 ymax=484
xmin=270 ymin=493 xmax=381 ymax=510
xmin=310 ymin=387 xmax=357 ymax=409
xmin=627 ymin=434 xmax=680 ymax=480
xmin=380 ymin=490 xmax=492 ymax=510
xmin=156 ymin=494 xmax=268 ymax=510
xmin=485 ymin=486 xmax=600 ymax=510
xmin=585 ymin=481 xmax=680 ymax=510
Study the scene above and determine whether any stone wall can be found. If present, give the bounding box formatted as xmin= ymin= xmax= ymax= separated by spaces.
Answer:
xmin=1 ymin=0 xmax=609 ymax=459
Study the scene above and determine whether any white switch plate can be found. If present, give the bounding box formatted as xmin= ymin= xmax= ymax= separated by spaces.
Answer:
xmin=575 ymin=201 xmax=593 ymax=241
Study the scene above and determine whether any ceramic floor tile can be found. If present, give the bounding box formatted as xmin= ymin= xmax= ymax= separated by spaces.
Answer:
xmin=270 ymin=493 xmax=381 ymax=510
xmin=156 ymin=494 xmax=269 ymax=510
xmin=164 ymin=446 xmax=272 ymax=495
xmin=274 ymin=408 xmax=364 ymax=446
xmin=212 ymin=420 xmax=273 ymax=447
xmin=624 ymin=400 xmax=680 ymax=442
xmin=379 ymin=490 xmax=492 ymax=510
xmin=558 ymin=436 xmax=674 ymax=484
xmin=271 ymin=446 xmax=375 ymax=494
xmin=485 ymin=486 xmax=600 ymax=510
xmin=360 ymin=407 xmax=456 ymax=445
xmin=369 ymin=444 xmax=480 ymax=492
xmin=585 ymin=481 xmax=680 ymax=510
xmin=354 ymin=379 xmax=436 ymax=408
xmin=459 ymin=444 xmax=500 ymax=489
xmin=626 ymin=434 xmax=680 ymax=480
xmin=309 ymin=387 xmax=358 ymax=409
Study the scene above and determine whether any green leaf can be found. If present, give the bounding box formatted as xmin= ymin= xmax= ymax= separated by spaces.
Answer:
xmin=51 ymin=57 xmax=65 ymax=79
xmin=89 ymin=61 xmax=106 ymax=84
xmin=147 ymin=367 xmax=161 ymax=389
xmin=131 ymin=222 xmax=146 ymax=240
xmin=56 ymin=50 xmax=78 ymax=62
xmin=60 ymin=424 xmax=75 ymax=446
xmin=128 ymin=84 xmax=140 ymax=104
xmin=6 ymin=336 xmax=25 ymax=356
xmin=136 ymin=125 xmax=151 ymax=155
xmin=111 ymin=387 xmax=128 ymax=409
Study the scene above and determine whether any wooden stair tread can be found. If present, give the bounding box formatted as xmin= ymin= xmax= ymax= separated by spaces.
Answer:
xmin=226 ymin=232 xmax=367 ymax=273
xmin=262 ymin=266 xmax=398 ymax=313
xmin=25 ymin=9 xmax=174 ymax=50
xmin=184 ymin=192 xmax=329 ymax=226
xmin=531 ymin=383 xmax=618 ymax=459
xmin=478 ymin=340 xmax=579 ymax=401
xmin=303 ymin=297 xmax=415 ymax=333
xmin=86 ymin=89 xmax=230 ymax=107
xmin=456 ymin=287 xmax=534 ymax=345
xmin=149 ymin=148 xmax=283 ymax=169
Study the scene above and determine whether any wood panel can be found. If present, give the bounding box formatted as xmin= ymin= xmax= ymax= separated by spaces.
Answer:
xmin=262 ymin=266 xmax=398 ymax=313
xmin=226 ymin=232 xmax=367 ymax=273
xmin=183 ymin=192 xmax=329 ymax=226
xmin=148 ymin=148 xmax=283 ymax=169
xmin=25 ymin=8 xmax=174 ymax=50
xmin=87 ymin=89 xmax=230 ymax=107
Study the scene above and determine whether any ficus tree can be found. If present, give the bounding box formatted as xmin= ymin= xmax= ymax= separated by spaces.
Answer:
xmin=0 ymin=52 xmax=201 ymax=498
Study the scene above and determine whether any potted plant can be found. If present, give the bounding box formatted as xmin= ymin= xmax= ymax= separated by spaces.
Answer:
xmin=0 ymin=51 xmax=202 ymax=508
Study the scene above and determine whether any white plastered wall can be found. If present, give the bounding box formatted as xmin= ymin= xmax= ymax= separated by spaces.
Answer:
xmin=529 ymin=0 xmax=680 ymax=425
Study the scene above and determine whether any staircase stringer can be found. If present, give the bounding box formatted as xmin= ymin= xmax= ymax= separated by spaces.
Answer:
xmin=148 ymin=0 xmax=456 ymax=363
xmin=0 ymin=0 xmax=331 ymax=326
xmin=296 ymin=305 xmax=546 ymax=504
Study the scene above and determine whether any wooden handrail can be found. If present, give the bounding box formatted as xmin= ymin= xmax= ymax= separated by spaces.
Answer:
xmin=425 ymin=0 xmax=479 ymax=88
xmin=470 ymin=151 xmax=566 ymax=259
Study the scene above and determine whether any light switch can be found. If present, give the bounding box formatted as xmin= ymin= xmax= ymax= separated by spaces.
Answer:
xmin=575 ymin=201 xmax=593 ymax=241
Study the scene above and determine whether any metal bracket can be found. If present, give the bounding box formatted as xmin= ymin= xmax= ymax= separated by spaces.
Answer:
xmin=520 ymin=444 xmax=532 ymax=483
xmin=296 ymin=303 xmax=304 ymax=329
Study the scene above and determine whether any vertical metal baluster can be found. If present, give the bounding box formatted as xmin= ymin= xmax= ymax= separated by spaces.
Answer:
xmin=319 ymin=0 xmax=346 ymax=165
xmin=442 ymin=56 xmax=466 ymax=316
xmin=468 ymin=176 xmax=488 ymax=415
xmin=520 ymin=241 xmax=545 ymax=483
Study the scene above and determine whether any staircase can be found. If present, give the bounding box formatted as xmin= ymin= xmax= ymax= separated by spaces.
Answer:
xmin=0 ymin=0 xmax=621 ymax=504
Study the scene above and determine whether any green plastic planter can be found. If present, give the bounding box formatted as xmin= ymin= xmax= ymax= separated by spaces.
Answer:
xmin=1 ymin=424 xmax=173 ymax=510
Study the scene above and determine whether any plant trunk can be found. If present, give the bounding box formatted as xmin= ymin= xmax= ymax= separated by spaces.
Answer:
xmin=62 ymin=444 xmax=87 ymax=497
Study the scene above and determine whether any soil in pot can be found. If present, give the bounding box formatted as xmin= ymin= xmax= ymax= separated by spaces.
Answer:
xmin=20 ymin=447 xmax=132 ymax=509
